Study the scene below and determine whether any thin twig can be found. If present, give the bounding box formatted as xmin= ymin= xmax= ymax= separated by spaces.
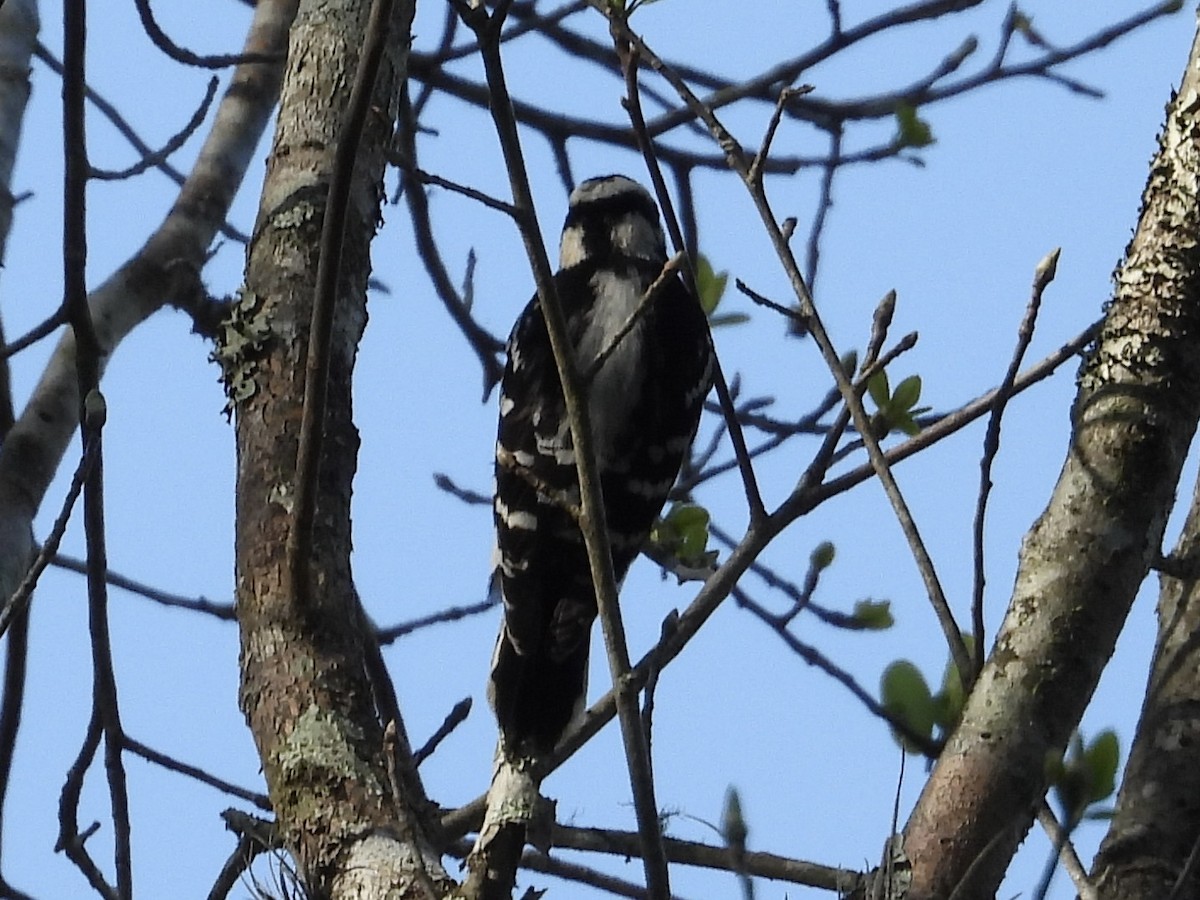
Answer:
xmin=804 ymin=126 xmax=842 ymax=298
xmin=0 ymin=308 xmax=67 ymax=360
xmin=735 ymin=586 xmax=939 ymax=756
xmin=123 ymin=736 xmax=271 ymax=809
xmin=57 ymin=711 xmax=118 ymax=900
xmin=0 ymin=587 xmax=29 ymax=899
xmin=133 ymin=0 xmax=283 ymax=68
xmin=207 ymin=810 xmax=283 ymax=900
xmin=812 ymin=320 xmax=1099 ymax=503
xmin=0 ymin=443 xmax=98 ymax=639
xmin=432 ymin=472 xmax=491 ymax=506
xmin=407 ymin=167 xmax=518 ymax=216
xmin=82 ymin=417 xmax=132 ymax=900
xmin=52 ymin=553 xmax=236 ymax=619
xmin=376 ymin=598 xmax=496 ymax=644
xmin=450 ymin=815 xmax=868 ymax=893
xmin=451 ymin=836 xmax=688 ymax=899
xmin=709 ymin=522 xmax=866 ymax=629
xmin=462 ymin=2 xmax=671 ymax=895
xmin=665 ymin=820 xmax=849 ymax=891
xmin=289 ymin=0 xmax=396 ymax=608
xmin=395 ymin=87 xmax=506 ymax=398
xmin=90 ymin=77 xmax=219 ymax=181
xmin=32 ymin=43 xmax=248 ymax=243
xmin=583 ymin=252 xmax=684 ymax=382
xmin=749 ymin=85 xmax=811 ymax=184
xmin=413 ymin=697 xmax=473 ymax=766
xmin=64 ymin=3 xmax=132 ymax=889
xmin=1034 ymin=802 xmax=1096 ymax=900
xmin=970 ymin=248 xmax=1059 ymax=684
xmin=601 ymin=6 xmax=971 ymax=681
xmin=617 ymin=33 xmax=765 ymax=525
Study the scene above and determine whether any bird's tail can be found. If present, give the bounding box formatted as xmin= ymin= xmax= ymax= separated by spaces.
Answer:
xmin=488 ymin=619 xmax=589 ymax=758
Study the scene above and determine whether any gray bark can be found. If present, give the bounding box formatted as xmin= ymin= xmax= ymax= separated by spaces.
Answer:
xmin=231 ymin=0 xmax=453 ymax=895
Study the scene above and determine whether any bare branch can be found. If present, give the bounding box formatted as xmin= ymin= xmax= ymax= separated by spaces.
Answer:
xmin=413 ymin=697 xmax=473 ymax=767
xmin=123 ymin=736 xmax=271 ymax=810
xmin=132 ymin=0 xmax=284 ymax=69
xmin=599 ymin=5 xmax=970 ymax=679
xmin=90 ymin=77 xmax=219 ymax=181
xmin=617 ymin=40 xmax=765 ymax=524
xmin=1034 ymin=802 xmax=1096 ymax=900
xmin=394 ymin=88 xmax=506 ymax=397
xmin=32 ymin=43 xmax=249 ymax=243
xmin=52 ymin=553 xmax=236 ymax=618
xmin=289 ymin=0 xmax=399 ymax=614
xmin=970 ymin=248 xmax=1059 ymax=684
xmin=0 ymin=442 xmax=97 ymax=639
xmin=458 ymin=2 xmax=671 ymax=893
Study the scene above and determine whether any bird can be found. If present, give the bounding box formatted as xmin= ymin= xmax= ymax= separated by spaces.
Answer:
xmin=487 ymin=174 xmax=715 ymax=760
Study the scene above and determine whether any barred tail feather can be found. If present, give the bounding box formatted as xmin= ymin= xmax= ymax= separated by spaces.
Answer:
xmin=488 ymin=619 xmax=589 ymax=757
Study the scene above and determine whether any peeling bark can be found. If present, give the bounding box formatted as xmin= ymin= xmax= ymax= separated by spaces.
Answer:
xmin=901 ymin=22 xmax=1200 ymax=900
xmin=231 ymin=1 xmax=452 ymax=895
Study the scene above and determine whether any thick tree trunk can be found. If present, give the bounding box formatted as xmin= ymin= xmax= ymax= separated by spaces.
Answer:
xmin=230 ymin=1 xmax=452 ymax=895
xmin=901 ymin=22 xmax=1200 ymax=900
xmin=1090 ymin=472 xmax=1200 ymax=899
xmin=1091 ymin=37 xmax=1200 ymax=875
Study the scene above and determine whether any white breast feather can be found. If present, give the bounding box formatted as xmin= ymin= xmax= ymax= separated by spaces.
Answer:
xmin=576 ymin=270 xmax=646 ymax=465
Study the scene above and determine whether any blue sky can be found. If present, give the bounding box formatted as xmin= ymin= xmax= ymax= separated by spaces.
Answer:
xmin=1 ymin=2 xmax=1195 ymax=897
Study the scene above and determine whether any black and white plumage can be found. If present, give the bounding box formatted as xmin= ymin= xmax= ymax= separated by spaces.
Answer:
xmin=488 ymin=175 xmax=715 ymax=757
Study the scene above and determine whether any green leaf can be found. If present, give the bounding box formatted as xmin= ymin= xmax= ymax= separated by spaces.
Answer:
xmin=932 ymin=633 xmax=974 ymax=731
xmin=1084 ymin=730 xmax=1119 ymax=803
xmin=894 ymin=103 xmax=934 ymax=148
xmin=810 ymin=541 xmax=836 ymax=570
xmin=881 ymin=660 xmax=934 ymax=754
xmin=893 ymin=411 xmax=921 ymax=437
xmin=1043 ymin=750 xmax=1066 ymax=786
xmin=868 ymin=412 xmax=890 ymax=440
xmin=852 ymin=599 xmax=893 ymax=630
xmin=696 ymin=254 xmax=729 ymax=316
xmin=1051 ymin=728 xmax=1120 ymax=825
xmin=655 ymin=503 xmax=711 ymax=563
xmin=938 ymin=633 xmax=974 ymax=697
xmin=892 ymin=375 xmax=922 ymax=411
xmin=867 ymin=370 xmax=891 ymax=410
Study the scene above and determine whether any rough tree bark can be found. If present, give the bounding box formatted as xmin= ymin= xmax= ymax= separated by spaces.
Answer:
xmin=1090 ymin=33 xmax=1200 ymax=884
xmin=1091 ymin=474 xmax=1200 ymax=899
xmin=229 ymin=0 xmax=453 ymax=895
xmin=901 ymin=19 xmax=1200 ymax=900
